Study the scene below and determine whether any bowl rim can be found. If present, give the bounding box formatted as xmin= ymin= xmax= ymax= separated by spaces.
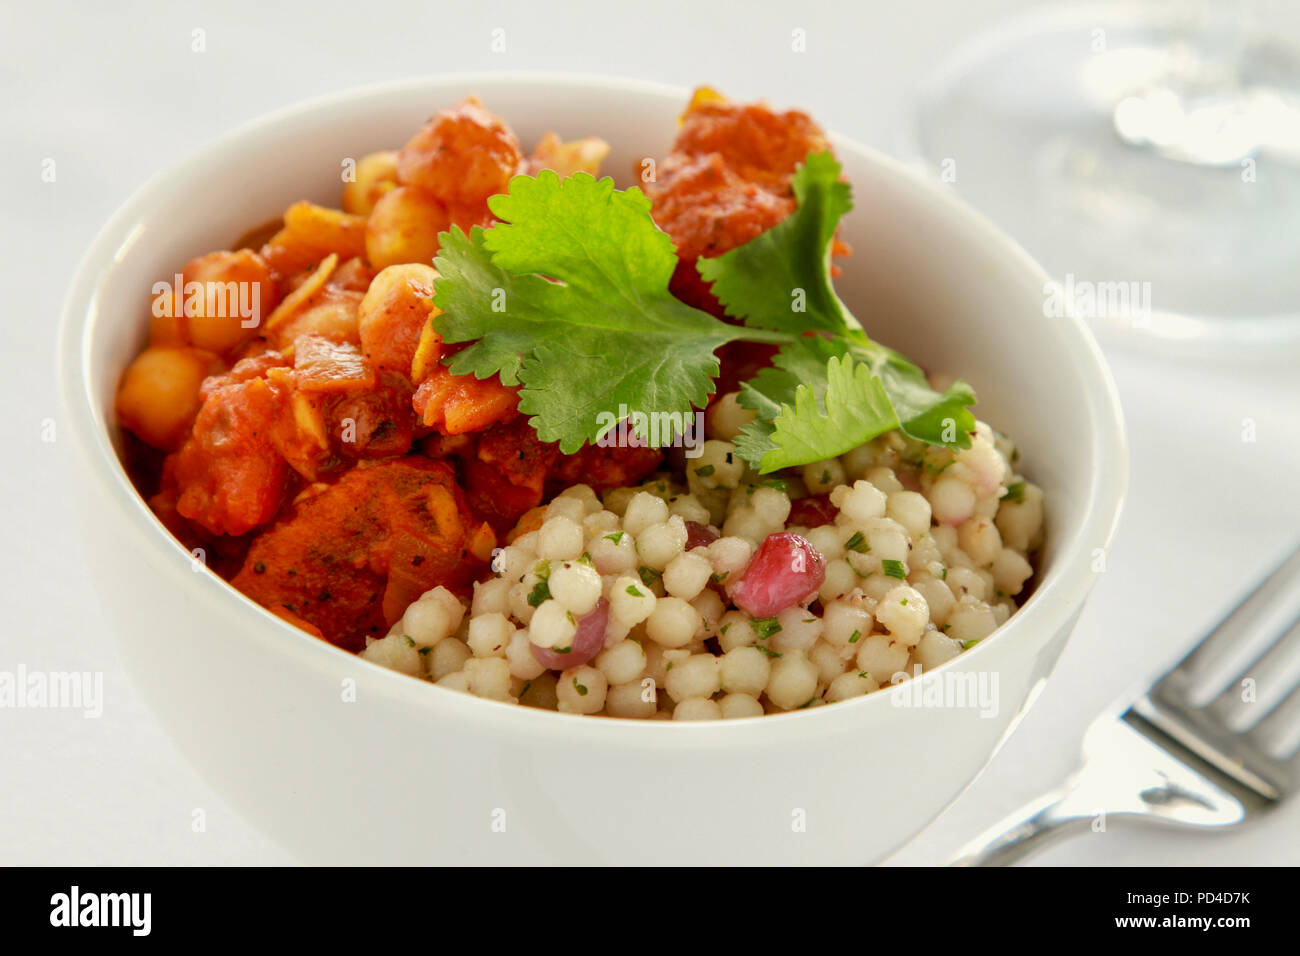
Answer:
xmin=57 ymin=70 xmax=1128 ymax=745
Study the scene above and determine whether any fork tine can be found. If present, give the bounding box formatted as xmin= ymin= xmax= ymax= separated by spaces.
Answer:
xmin=1248 ymin=678 xmax=1300 ymax=763
xmin=1206 ymin=611 xmax=1300 ymax=730
xmin=1158 ymin=540 xmax=1300 ymax=703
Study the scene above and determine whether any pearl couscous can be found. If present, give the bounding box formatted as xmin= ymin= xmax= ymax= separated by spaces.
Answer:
xmin=361 ymin=407 xmax=1044 ymax=719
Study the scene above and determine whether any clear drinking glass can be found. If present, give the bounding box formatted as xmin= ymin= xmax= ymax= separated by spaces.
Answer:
xmin=910 ymin=0 xmax=1300 ymax=347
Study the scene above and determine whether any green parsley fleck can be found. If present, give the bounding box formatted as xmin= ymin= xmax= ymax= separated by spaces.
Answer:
xmin=844 ymin=531 xmax=869 ymax=553
xmin=1001 ymin=481 xmax=1026 ymax=504
xmin=753 ymin=617 xmax=783 ymax=640
xmin=694 ymin=464 xmax=716 ymax=477
xmin=604 ymin=531 xmax=626 ymax=544
xmin=527 ymin=578 xmax=552 ymax=607
xmin=848 ymin=629 xmax=861 ymax=643
xmin=882 ymin=559 xmax=907 ymax=579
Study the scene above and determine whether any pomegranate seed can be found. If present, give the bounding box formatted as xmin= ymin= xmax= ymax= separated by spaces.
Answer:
xmin=728 ymin=532 xmax=825 ymax=618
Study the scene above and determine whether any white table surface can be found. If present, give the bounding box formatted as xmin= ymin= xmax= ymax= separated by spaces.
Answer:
xmin=3 ymin=0 xmax=1298 ymax=866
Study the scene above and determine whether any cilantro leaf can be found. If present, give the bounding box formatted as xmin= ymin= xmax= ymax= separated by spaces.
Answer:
xmin=757 ymin=354 xmax=898 ymax=471
xmin=734 ymin=333 xmax=977 ymax=472
xmin=697 ymin=152 xmax=977 ymax=471
xmin=840 ymin=331 xmax=977 ymax=450
xmin=432 ymin=172 xmax=786 ymax=453
xmin=698 ymin=152 xmax=852 ymax=335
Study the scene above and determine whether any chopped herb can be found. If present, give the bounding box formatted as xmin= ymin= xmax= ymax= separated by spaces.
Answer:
xmin=709 ymin=570 xmax=730 ymax=584
xmin=719 ymin=622 xmax=731 ymax=635
xmin=962 ymin=639 xmax=980 ymax=649
xmin=418 ymin=646 xmax=432 ymax=656
xmin=519 ymin=681 xmax=532 ymax=697
xmin=754 ymin=644 xmax=782 ymax=659
xmin=527 ymin=578 xmax=552 ymax=607
xmin=694 ymin=464 xmax=716 ymax=477
xmin=574 ymin=679 xmax=588 ymax=696
xmin=626 ymin=584 xmax=644 ymax=597
xmin=844 ymin=531 xmax=869 ymax=553
xmin=403 ymin=635 xmax=416 ymax=648
xmin=604 ymin=531 xmax=626 ymax=544
xmin=882 ymin=559 xmax=907 ymax=579
xmin=939 ymin=566 xmax=948 ymax=580
xmin=820 ymin=469 xmax=832 ymax=485
xmin=848 ymin=629 xmax=861 ymax=643
xmin=797 ymin=697 xmax=816 ymax=709
xmin=553 ymin=645 xmax=572 ymax=654
xmin=638 ymin=566 xmax=662 ymax=587
xmin=1001 ymin=481 xmax=1026 ymax=504
xmin=579 ymin=551 xmax=594 ymax=565
xmin=900 ymin=598 xmax=908 ymax=606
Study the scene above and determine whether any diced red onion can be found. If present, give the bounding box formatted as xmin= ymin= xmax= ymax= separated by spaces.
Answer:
xmin=684 ymin=520 xmax=720 ymax=551
xmin=531 ymin=597 xmax=608 ymax=670
xmin=786 ymin=494 xmax=837 ymax=528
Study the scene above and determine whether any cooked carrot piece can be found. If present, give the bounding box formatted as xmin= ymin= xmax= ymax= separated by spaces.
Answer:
xmin=645 ymin=92 xmax=836 ymax=315
xmin=230 ymin=458 xmax=485 ymax=650
xmin=292 ymin=335 xmax=374 ymax=393
xmin=174 ymin=372 xmax=292 ymax=536
xmin=412 ymin=363 xmax=519 ymax=434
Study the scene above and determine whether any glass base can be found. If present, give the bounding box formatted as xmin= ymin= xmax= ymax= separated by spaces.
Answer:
xmin=909 ymin=2 xmax=1300 ymax=344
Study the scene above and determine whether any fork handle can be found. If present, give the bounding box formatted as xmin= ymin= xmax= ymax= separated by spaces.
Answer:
xmin=948 ymin=788 xmax=1093 ymax=866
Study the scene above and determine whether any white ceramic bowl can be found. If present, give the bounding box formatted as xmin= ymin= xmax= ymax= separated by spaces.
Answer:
xmin=58 ymin=73 xmax=1126 ymax=865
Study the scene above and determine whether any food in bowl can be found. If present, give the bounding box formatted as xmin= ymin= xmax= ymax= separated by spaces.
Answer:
xmin=113 ymin=87 xmax=1045 ymax=720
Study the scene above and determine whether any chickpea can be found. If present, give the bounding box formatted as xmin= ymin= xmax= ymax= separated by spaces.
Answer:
xmin=395 ymin=99 xmax=523 ymax=205
xmin=341 ymin=150 xmax=399 ymax=216
xmin=115 ymin=346 xmax=223 ymax=450
xmin=364 ymin=186 xmax=449 ymax=270
xmin=357 ymin=263 xmax=438 ymax=373
xmin=175 ymin=249 xmax=278 ymax=354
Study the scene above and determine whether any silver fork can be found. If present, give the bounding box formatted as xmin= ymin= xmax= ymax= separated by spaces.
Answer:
xmin=950 ymin=540 xmax=1300 ymax=866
